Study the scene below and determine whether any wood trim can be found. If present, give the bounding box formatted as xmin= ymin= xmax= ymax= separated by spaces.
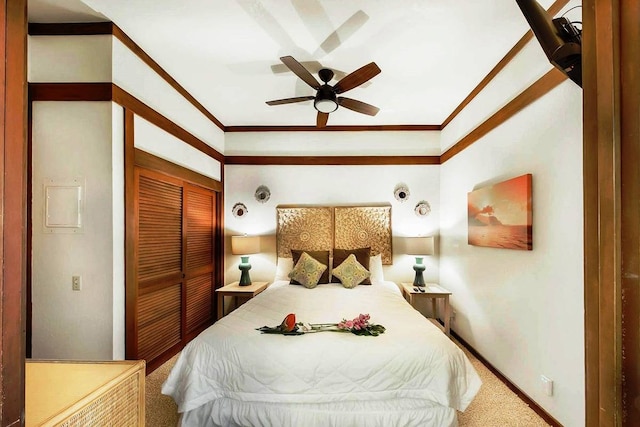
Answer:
xmin=441 ymin=0 xmax=571 ymax=129
xmin=451 ymin=330 xmax=562 ymax=427
xmin=110 ymin=24 xmax=225 ymax=132
xmin=582 ymin=0 xmax=623 ymax=425
xmin=28 ymin=22 xmax=112 ymax=36
xmin=112 ymin=84 xmax=224 ymax=163
xmin=620 ymin=0 xmax=640 ymax=422
xmin=134 ymin=149 xmax=222 ymax=192
xmin=440 ymin=68 xmax=567 ymax=164
xmin=225 ymin=124 xmax=440 ymax=132
xmin=124 ymin=108 xmax=137 ymax=360
xmin=225 ymin=155 xmax=441 ymax=166
xmin=1 ymin=0 xmax=27 ymax=424
xmin=28 ymin=82 xmax=112 ymax=102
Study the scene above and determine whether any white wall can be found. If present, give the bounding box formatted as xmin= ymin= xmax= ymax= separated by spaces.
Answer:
xmin=31 ymin=101 xmax=115 ymax=360
xmin=224 ymin=163 xmax=440 ymax=291
xmin=439 ymin=71 xmax=584 ymax=427
xmin=112 ymin=38 xmax=225 ymax=156
xmin=225 ymin=130 xmax=441 ymax=156
xmin=134 ymin=115 xmax=221 ymax=181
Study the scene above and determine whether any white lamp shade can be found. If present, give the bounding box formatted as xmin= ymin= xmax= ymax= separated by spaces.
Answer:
xmin=405 ymin=236 xmax=435 ymax=256
xmin=231 ymin=235 xmax=260 ymax=255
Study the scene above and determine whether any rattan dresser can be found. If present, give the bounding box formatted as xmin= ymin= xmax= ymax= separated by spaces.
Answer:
xmin=25 ymin=359 xmax=145 ymax=426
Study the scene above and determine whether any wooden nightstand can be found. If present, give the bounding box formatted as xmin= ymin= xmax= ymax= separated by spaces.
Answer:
xmin=400 ymin=282 xmax=452 ymax=337
xmin=216 ymin=281 xmax=269 ymax=320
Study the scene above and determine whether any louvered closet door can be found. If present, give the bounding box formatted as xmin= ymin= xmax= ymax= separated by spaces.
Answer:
xmin=135 ymin=169 xmax=184 ymax=363
xmin=184 ymin=184 xmax=216 ymax=336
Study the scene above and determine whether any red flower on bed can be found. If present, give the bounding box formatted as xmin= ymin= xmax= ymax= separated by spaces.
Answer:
xmin=280 ymin=313 xmax=297 ymax=332
xmin=257 ymin=313 xmax=385 ymax=336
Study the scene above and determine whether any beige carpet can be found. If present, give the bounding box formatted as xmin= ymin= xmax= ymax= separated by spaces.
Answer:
xmin=146 ymin=341 xmax=551 ymax=427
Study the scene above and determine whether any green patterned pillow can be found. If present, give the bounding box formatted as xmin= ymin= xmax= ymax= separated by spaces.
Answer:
xmin=332 ymin=254 xmax=371 ymax=289
xmin=288 ymin=251 xmax=327 ymax=289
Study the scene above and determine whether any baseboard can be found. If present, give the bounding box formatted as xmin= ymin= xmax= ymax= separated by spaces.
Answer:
xmin=451 ymin=329 xmax=563 ymax=427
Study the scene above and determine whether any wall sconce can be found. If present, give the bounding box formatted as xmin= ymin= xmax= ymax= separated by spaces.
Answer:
xmin=231 ymin=235 xmax=260 ymax=286
xmin=405 ymin=236 xmax=435 ymax=287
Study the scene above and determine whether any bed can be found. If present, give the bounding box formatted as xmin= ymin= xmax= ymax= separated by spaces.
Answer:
xmin=162 ymin=205 xmax=481 ymax=426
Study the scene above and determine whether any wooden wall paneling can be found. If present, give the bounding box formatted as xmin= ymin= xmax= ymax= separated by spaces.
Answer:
xmin=1 ymin=0 xmax=27 ymax=425
xmin=582 ymin=0 xmax=623 ymax=425
xmin=124 ymin=109 xmax=137 ymax=359
xmin=620 ymin=0 xmax=640 ymax=422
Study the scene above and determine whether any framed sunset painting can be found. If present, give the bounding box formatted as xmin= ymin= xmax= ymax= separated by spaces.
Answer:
xmin=467 ymin=174 xmax=532 ymax=250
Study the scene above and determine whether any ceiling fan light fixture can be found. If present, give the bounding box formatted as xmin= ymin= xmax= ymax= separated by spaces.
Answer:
xmin=314 ymin=98 xmax=338 ymax=113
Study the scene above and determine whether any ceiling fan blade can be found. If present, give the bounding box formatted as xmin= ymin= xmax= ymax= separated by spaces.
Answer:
xmin=266 ymin=96 xmax=315 ymax=106
xmin=338 ymin=97 xmax=380 ymax=116
xmin=333 ymin=62 xmax=381 ymax=94
xmin=280 ymin=56 xmax=321 ymax=90
xmin=317 ymin=111 xmax=329 ymax=127
xmin=271 ymin=60 xmax=323 ymax=74
xmin=317 ymin=10 xmax=370 ymax=55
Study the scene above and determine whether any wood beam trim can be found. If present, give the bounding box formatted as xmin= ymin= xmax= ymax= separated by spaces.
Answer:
xmin=225 ymin=125 xmax=440 ymax=132
xmin=224 ymin=155 xmax=440 ymax=166
xmin=134 ymin=148 xmax=222 ymax=192
xmin=441 ymin=0 xmax=572 ymax=130
xmin=440 ymin=68 xmax=567 ymax=164
xmin=112 ymin=84 xmax=224 ymax=163
xmin=28 ymin=22 xmax=112 ymax=36
xmin=28 ymin=82 xmax=112 ymax=102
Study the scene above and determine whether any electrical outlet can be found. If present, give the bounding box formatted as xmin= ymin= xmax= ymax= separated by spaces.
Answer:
xmin=72 ymin=275 xmax=81 ymax=291
xmin=541 ymin=375 xmax=554 ymax=396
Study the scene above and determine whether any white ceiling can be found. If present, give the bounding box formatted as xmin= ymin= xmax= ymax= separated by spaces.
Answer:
xmin=28 ymin=0 xmax=556 ymax=127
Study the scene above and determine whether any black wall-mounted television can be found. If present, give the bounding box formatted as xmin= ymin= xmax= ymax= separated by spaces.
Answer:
xmin=515 ymin=0 xmax=582 ymax=87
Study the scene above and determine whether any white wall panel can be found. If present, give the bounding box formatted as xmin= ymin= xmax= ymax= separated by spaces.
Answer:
xmin=225 ymin=131 xmax=441 ymax=156
xmin=224 ymin=164 xmax=440 ymax=289
xmin=111 ymin=103 xmax=125 ymax=360
xmin=32 ymin=101 xmax=114 ymax=360
xmin=439 ymin=80 xmax=583 ymax=426
xmin=134 ymin=115 xmax=221 ymax=181
xmin=112 ymin=38 xmax=224 ymax=153
xmin=28 ymin=35 xmax=112 ymax=83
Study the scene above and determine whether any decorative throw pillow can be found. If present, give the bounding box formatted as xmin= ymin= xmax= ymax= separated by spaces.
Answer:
xmin=290 ymin=249 xmax=330 ymax=284
xmin=332 ymin=247 xmax=371 ymax=284
xmin=332 ymin=254 xmax=371 ymax=289
xmin=288 ymin=252 xmax=327 ymax=289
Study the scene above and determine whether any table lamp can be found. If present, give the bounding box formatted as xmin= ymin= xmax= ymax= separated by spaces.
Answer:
xmin=406 ymin=236 xmax=435 ymax=287
xmin=231 ymin=235 xmax=260 ymax=286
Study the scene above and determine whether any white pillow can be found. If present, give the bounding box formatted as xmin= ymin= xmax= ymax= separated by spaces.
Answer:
xmin=369 ymin=254 xmax=385 ymax=283
xmin=274 ymin=257 xmax=294 ymax=282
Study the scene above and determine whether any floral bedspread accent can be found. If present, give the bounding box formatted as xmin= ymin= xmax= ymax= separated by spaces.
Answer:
xmin=257 ymin=313 xmax=386 ymax=336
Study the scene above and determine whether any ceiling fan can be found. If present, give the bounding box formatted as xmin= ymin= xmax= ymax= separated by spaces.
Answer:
xmin=266 ymin=56 xmax=381 ymax=127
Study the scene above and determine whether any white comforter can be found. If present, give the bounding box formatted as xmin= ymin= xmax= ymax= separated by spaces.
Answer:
xmin=162 ymin=281 xmax=481 ymax=426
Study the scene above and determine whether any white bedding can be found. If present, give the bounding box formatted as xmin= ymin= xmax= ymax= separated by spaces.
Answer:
xmin=162 ymin=281 xmax=481 ymax=427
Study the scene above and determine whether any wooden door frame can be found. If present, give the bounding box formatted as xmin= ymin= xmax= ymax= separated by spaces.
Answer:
xmin=0 ymin=0 xmax=27 ymax=425
xmin=582 ymin=0 xmax=640 ymax=424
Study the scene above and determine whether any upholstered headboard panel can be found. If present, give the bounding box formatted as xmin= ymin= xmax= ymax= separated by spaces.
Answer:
xmin=276 ymin=204 xmax=392 ymax=264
